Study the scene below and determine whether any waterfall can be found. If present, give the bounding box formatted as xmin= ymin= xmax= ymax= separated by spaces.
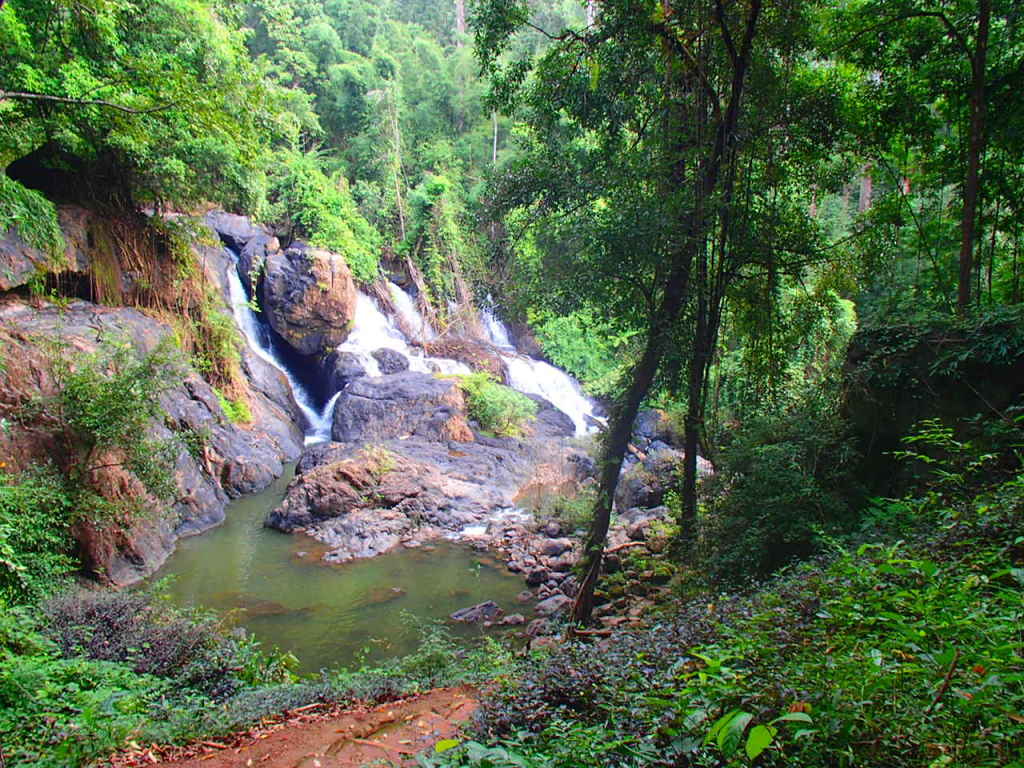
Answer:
xmin=502 ymin=355 xmax=596 ymax=436
xmin=480 ymin=304 xmax=515 ymax=350
xmin=388 ymin=282 xmax=436 ymax=341
xmin=225 ymin=253 xmax=336 ymax=445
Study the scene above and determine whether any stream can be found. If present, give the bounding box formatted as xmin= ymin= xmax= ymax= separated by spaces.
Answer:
xmin=156 ymin=465 xmax=528 ymax=674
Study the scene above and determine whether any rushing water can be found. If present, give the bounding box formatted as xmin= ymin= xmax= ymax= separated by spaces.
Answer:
xmin=226 ymin=254 xmax=336 ymax=444
xmin=159 ymin=466 xmax=528 ymax=674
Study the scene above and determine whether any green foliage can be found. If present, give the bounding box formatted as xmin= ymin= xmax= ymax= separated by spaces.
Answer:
xmin=214 ymin=388 xmax=252 ymax=425
xmin=52 ymin=336 xmax=181 ymax=502
xmin=699 ymin=401 xmax=860 ymax=583
xmin=454 ymin=372 xmax=537 ymax=437
xmin=438 ymin=448 xmax=1024 ymax=767
xmin=266 ymin=149 xmax=382 ymax=282
xmin=532 ymin=310 xmax=635 ymax=397
xmin=0 ymin=466 xmax=76 ymax=605
xmin=0 ymin=174 xmax=64 ymax=260
xmin=1 ymin=0 xmax=272 ymax=211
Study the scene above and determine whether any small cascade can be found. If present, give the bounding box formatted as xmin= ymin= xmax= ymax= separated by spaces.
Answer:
xmin=480 ymin=305 xmax=515 ymax=350
xmin=388 ymin=282 xmax=436 ymax=341
xmin=225 ymin=253 xmax=336 ymax=445
xmin=503 ymin=355 xmax=597 ymax=435
xmin=335 ymin=290 xmax=470 ymax=377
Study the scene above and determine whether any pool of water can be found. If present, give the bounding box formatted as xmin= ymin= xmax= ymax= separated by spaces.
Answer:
xmin=154 ymin=466 xmax=529 ymax=674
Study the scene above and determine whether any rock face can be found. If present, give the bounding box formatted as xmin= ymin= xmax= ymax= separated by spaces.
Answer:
xmin=423 ymin=338 xmax=507 ymax=381
xmin=0 ymin=206 xmax=95 ymax=291
xmin=331 ymin=372 xmax=471 ymax=443
xmin=261 ymin=244 xmax=357 ymax=356
xmin=325 ymin=349 xmax=368 ymax=392
xmin=0 ymin=297 xmax=299 ymax=585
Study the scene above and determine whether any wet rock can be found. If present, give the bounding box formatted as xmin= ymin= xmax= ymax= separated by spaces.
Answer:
xmin=547 ymin=552 xmax=578 ymax=572
xmin=450 ymin=600 xmax=503 ymax=624
xmin=325 ymin=350 xmax=367 ymax=392
xmin=560 ymin=575 xmax=580 ymax=598
xmin=528 ymin=395 xmax=576 ymax=438
xmin=525 ymin=568 xmax=550 ymax=587
xmin=236 ymin=233 xmax=279 ymax=290
xmin=541 ymin=521 xmax=562 ymax=537
xmin=372 ymin=347 xmax=409 ymax=374
xmin=331 ymin=372 xmax=469 ymax=443
xmin=516 ymin=590 xmax=534 ymax=603
xmin=501 ymin=613 xmax=526 ymax=626
xmin=539 ymin=538 xmax=573 ymax=557
xmin=262 ymin=244 xmax=357 ymax=356
xmin=536 ymin=593 xmax=573 ymax=617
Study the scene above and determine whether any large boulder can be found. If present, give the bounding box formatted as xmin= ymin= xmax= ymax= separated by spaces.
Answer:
xmin=331 ymin=371 xmax=471 ymax=443
xmin=615 ymin=447 xmax=712 ymax=511
xmin=205 ymin=211 xmax=265 ymax=253
xmin=324 ymin=349 xmax=368 ymax=393
xmin=261 ymin=244 xmax=357 ymax=356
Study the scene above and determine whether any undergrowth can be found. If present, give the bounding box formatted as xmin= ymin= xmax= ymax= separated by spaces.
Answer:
xmin=454 ymin=372 xmax=538 ymax=437
xmin=426 ymin=416 xmax=1024 ymax=768
xmin=0 ymin=174 xmax=65 ymax=262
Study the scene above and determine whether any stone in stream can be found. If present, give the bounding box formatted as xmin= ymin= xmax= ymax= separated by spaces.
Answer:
xmin=450 ymin=601 xmax=503 ymax=624
xmin=261 ymin=243 xmax=357 ymax=356
xmin=372 ymin=347 xmax=410 ymax=374
xmin=325 ymin=349 xmax=367 ymax=392
xmin=536 ymin=593 xmax=573 ymax=617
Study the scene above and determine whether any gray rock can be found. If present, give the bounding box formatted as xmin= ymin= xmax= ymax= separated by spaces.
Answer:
xmin=539 ymin=538 xmax=573 ymax=557
xmin=450 ymin=600 xmax=503 ymax=624
xmin=331 ymin=372 xmax=467 ymax=443
xmin=501 ymin=613 xmax=526 ymax=626
xmin=325 ymin=350 xmax=367 ymax=392
xmin=536 ymin=593 xmax=573 ymax=617
xmin=372 ymin=347 xmax=410 ymax=374
xmin=526 ymin=618 xmax=549 ymax=638
xmin=525 ymin=568 xmax=550 ymax=587
xmin=206 ymin=211 xmax=265 ymax=252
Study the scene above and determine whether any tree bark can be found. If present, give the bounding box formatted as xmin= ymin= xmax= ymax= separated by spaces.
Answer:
xmin=455 ymin=0 xmax=467 ymax=39
xmin=957 ymin=0 xmax=990 ymax=313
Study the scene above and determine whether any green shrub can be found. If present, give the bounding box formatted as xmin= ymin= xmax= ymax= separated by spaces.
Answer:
xmin=0 ymin=466 xmax=76 ymax=604
xmin=698 ymin=402 xmax=859 ymax=584
xmin=51 ymin=335 xmax=182 ymax=502
xmin=266 ymin=149 xmax=382 ymax=282
xmin=214 ymin=388 xmax=253 ymax=424
xmin=0 ymin=174 xmax=65 ymax=262
xmin=455 ymin=372 xmax=537 ymax=437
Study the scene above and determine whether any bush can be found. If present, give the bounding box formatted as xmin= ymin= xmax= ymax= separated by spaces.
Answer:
xmin=455 ymin=373 xmax=538 ymax=437
xmin=0 ymin=174 xmax=65 ymax=260
xmin=214 ymin=388 xmax=253 ymax=424
xmin=0 ymin=465 xmax=76 ymax=604
xmin=51 ymin=335 xmax=182 ymax=503
xmin=698 ymin=402 xmax=859 ymax=584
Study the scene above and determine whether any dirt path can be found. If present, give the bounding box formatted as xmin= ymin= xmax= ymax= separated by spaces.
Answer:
xmin=107 ymin=687 xmax=478 ymax=768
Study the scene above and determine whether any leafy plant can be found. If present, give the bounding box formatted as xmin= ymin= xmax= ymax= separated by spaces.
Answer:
xmin=214 ymin=388 xmax=252 ymax=425
xmin=453 ymin=373 xmax=537 ymax=437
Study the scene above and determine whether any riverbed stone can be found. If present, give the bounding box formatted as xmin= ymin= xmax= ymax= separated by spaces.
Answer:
xmin=536 ymin=593 xmax=573 ymax=617
xmin=372 ymin=347 xmax=410 ymax=374
xmin=450 ymin=601 xmax=502 ymax=624
xmin=331 ymin=371 xmax=469 ymax=443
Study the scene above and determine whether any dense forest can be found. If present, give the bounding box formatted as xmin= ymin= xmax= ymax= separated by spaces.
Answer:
xmin=1 ymin=0 xmax=1022 ymax=766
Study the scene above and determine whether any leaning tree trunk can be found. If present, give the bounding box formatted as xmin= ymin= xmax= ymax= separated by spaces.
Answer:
xmin=958 ymin=0 xmax=990 ymax=313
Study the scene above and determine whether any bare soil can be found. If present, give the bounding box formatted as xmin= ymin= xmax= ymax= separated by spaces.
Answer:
xmin=105 ymin=686 xmax=478 ymax=768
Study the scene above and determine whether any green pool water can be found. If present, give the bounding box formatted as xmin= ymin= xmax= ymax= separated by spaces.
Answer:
xmin=155 ymin=465 xmax=529 ymax=674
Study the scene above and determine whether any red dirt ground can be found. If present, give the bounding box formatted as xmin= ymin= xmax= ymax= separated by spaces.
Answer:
xmin=105 ymin=687 xmax=479 ymax=768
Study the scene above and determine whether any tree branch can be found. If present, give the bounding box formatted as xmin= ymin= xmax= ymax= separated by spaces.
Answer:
xmin=0 ymin=90 xmax=172 ymax=114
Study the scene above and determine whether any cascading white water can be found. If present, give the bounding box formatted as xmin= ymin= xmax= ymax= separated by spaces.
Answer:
xmin=225 ymin=253 xmax=336 ymax=445
xmin=334 ymin=289 xmax=471 ymax=377
xmin=503 ymin=355 xmax=597 ymax=436
xmin=409 ymin=289 xmax=600 ymax=436
xmin=388 ymin=283 xmax=436 ymax=342
xmin=480 ymin=305 xmax=515 ymax=350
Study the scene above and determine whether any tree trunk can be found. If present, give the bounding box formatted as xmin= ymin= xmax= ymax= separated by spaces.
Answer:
xmin=492 ymin=111 xmax=498 ymax=165
xmin=858 ymin=164 xmax=873 ymax=212
xmin=455 ymin=0 xmax=467 ymax=39
xmin=570 ymin=254 xmax=695 ymax=626
xmin=957 ymin=0 xmax=990 ymax=313
xmin=586 ymin=0 xmax=598 ymax=26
